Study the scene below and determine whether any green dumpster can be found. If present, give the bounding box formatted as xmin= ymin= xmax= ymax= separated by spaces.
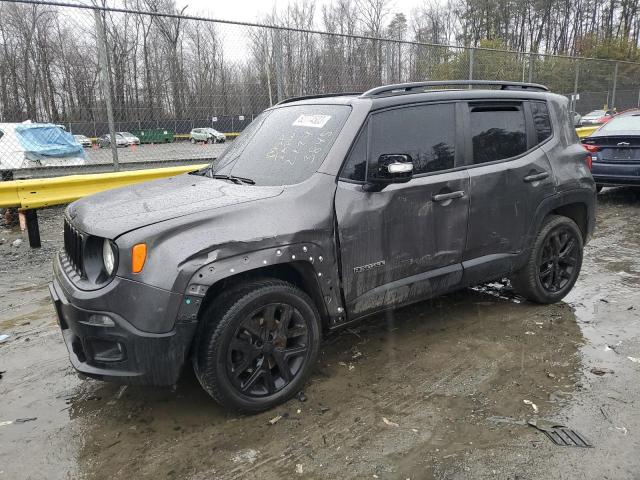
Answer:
xmin=131 ymin=129 xmax=174 ymax=144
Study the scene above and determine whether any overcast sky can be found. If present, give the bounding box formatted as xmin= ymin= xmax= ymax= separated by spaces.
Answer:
xmin=175 ymin=0 xmax=418 ymax=24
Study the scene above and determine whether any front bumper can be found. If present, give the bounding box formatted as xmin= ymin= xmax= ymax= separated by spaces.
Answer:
xmin=592 ymin=162 xmax=640 ymax=186
xmin=50 ymin=257 xmax=200 ymax=386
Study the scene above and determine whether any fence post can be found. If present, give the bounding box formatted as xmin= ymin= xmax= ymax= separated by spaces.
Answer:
xmin=468 ymin=48 xmax=474 ymax=88
xmin=264 ymin=39 xmax=273 ymax=107
xmin=274 ymin=30 xmax=284 ymax=103
xmin=94 ymin=9 xmax=119 ymax=171
xmin=572 ymin=60 xmax=580 ymax=112
xmin=611 ymin=62 xmax=619 ymax=110
xmin=528 ymin=53 xmax=534 ymax=83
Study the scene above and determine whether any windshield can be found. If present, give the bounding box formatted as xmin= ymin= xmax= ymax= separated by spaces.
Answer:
xmin=210 ymin=104 xmax=351 ymax=186
xmin=600 ymin=114 xmax=640 ymax=132
xmin=586 ymin=110 xmax=606 ymax=117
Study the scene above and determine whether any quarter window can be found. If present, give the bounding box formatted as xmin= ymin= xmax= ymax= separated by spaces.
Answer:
xmin=368 ymin=103 xmax=456 ymax=176
xmin=530 ymin=101 xmax=552 ymax=143
xmin=470 ymin=103 xmax=527 ymax=164
xmin=340 ymin=125 xmax=368 ymax=182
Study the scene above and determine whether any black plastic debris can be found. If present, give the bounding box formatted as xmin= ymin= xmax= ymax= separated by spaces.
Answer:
xmin=528 ymin=420 xmax=592 ymax=447
xmin=15 ymin=417 xmax=37 ymax=423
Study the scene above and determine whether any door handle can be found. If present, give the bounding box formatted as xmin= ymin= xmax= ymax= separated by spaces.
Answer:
xmin=432 ymin=191 xmax=465 ymax=202
xmin=523 ymin=171 xmax=549 ymax=183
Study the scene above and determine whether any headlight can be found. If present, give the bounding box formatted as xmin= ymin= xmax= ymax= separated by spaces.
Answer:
xmin=103 ymin=239 xmax=116 ymax=275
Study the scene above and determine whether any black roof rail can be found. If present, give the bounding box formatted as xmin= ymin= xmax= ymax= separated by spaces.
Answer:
xmin=275 ymin=92 xmax=362 ymax=105
xmin=360 ymin=80 xmax=549 ymax=97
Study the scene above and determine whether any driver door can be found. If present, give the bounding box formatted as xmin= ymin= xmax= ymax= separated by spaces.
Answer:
xmin=335 ymin=102 xmax=470 ymax=320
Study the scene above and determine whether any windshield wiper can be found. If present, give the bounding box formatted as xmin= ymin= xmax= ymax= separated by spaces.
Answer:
xmin=209 ymin=173 xmax=255 ymax=185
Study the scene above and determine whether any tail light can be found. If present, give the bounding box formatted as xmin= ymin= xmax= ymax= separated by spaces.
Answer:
xmin=582 ymin=143 xmax=598 ymax=170
xmin=585 ymin=155 xmax=593 ymax=170
xmin=583 ymin=144 xmax=600 ymax=154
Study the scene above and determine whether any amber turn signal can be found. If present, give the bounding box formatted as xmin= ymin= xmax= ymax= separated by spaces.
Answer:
xmin=131 ymin=243 xmax=147 ymax=273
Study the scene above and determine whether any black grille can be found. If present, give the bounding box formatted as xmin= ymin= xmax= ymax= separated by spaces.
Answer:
xmin=63 ymin=218 xmax=85 ymax=277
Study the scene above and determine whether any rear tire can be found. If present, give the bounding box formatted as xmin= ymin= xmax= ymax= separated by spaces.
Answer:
xmin=193 ymin=279 xmax=321 ymax=412
xmin=510 ymin=215 xmax=583 ymax=304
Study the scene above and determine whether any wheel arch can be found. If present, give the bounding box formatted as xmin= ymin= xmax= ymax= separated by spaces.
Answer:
xmin=551 ymin=202 xmax=588 ymax=240
xmin=183 ymin=244 xmax=344 ymax=334
xmin=196 ymin=261 xmax=331 ymax=330
xmin=527 ymin=189 xmax=596 ymax=249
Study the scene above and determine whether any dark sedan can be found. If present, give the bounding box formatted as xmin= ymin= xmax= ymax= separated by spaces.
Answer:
xmin=582 ymin=110 xmax=640 ymax=190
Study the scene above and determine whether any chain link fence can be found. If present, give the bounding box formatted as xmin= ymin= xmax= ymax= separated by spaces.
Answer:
xmin=1 ymin=0 xmax=640 ymax=179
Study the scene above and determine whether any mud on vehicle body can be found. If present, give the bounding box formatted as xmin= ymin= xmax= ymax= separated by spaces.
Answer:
xmin=50 ymin=81 xmax=596 ymax=412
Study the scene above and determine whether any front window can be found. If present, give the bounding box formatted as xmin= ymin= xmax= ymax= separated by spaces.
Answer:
xmin=209 ymin=104 xmax=351 ymax=186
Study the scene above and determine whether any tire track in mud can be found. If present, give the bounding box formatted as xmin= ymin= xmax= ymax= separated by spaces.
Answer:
xmin=211 ymin=357 xmax=482 ymax=479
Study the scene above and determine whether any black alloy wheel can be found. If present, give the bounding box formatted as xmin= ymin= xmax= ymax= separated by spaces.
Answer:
xmin=538 ymin=225 xmax=580 ymax=293
xmin=510 ymin=215 xmax=584 ymax=304
xmin=227 ymin=303 xmax=309 ymax=397
xmin=193 ymin=279 xmax=321 ymax=412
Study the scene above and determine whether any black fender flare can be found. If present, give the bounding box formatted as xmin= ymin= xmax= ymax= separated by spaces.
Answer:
xmin=524 ymin=188 xmax=596 ymax=254
xmin=177 ymin=242 xmax=346 ymax=327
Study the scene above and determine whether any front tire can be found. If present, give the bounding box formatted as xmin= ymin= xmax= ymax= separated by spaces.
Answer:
xmin=510 ymin=215 xmax=583 ymax=304
xmin=193 ymin=279 xmax=321 ymax=412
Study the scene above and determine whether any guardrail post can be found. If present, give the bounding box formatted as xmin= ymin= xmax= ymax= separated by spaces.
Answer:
xmin=94 ymin=9 xmax=120 ymax=172
xmin=25 ymin=209 xmax=41 ymax=249
xmin=528 ymin=53 xmax=534 ymax=83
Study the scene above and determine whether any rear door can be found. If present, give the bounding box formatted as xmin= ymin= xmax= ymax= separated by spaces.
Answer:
xmin=335 ymin=102 xmax=470 ymax=319
xmin=462 ymin=100 xmax=555 ymax=282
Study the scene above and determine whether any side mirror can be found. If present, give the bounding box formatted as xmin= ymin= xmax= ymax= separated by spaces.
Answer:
xmin=363 ymin=154 xmax=414 ymax=192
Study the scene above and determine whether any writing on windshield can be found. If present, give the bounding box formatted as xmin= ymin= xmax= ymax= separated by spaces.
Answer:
xmin=213 ymin=104 xmax=351 ymax=186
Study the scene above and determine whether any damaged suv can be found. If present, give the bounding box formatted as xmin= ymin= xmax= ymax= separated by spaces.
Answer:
xmin=50 ymin=81 xmax=596 ymax=412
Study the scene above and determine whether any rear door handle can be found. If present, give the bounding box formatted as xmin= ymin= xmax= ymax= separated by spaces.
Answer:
xmin=523 ymin=171 xmax=549 ymax=183
xmin=432 ymin=191 xmax=465 ymax=202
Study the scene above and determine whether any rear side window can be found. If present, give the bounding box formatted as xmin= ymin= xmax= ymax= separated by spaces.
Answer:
xmin=368 ymin=103 xmax=456 ymax=176
xmin=530 ymin=101 xmax=552 ymax=143
xmin=470 ymin=103 xmax=527 ymax=164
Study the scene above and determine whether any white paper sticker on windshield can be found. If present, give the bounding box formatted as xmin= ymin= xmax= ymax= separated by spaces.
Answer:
xmin=292 ymin=114 xmax=331 ymax=128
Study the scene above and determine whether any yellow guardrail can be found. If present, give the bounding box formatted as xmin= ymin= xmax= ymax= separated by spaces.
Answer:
xmin=0 ymin=164 xmax=207 ymax=210
xmin=576 ymin=125 xmax=600 ymax=138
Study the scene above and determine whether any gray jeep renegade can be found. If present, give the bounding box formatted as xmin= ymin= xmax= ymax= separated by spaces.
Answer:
xmin=50 ymin=80 xmax=596 ymax=412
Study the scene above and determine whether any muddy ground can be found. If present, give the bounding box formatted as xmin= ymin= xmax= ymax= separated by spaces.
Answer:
xmin=1 ymin=188 xmax=640 ymax=480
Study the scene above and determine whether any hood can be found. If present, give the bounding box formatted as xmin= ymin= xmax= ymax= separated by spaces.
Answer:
xmin=67 ymin=173 xmax=284 ymax=238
